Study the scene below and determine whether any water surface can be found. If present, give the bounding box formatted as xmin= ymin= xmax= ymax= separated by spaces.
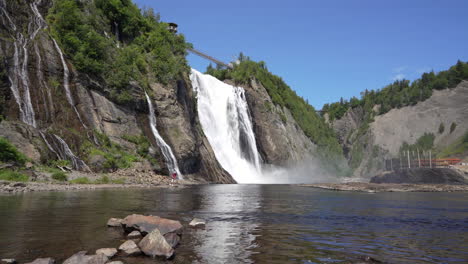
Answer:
xmin=0 ymin=185 xmax=467 ymax=263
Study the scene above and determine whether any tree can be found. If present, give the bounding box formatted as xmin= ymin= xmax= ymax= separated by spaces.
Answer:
xmin=439 ymin=122 xmax=445 ymax=134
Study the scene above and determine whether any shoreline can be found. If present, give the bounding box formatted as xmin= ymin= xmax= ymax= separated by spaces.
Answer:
xmin=301 ymin=182 xmax=468 ymax=192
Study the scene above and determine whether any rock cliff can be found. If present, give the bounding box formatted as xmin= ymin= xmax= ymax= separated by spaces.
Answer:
xmin=0 ymin=0 xmax=233 ymax=183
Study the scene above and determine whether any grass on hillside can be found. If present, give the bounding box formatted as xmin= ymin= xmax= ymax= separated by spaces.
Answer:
xmin=0 ymin=169 xmax=29 ymax=182
xmin=437 ymin=132 xmax=468 ymax=158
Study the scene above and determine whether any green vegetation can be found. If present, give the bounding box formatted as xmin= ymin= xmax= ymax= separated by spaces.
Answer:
xmin=323 ymin=61 xmax=468 ymax=121
xmin=70 ymin=175 xmax=125 ymax=184
xmin=81 ymin=131 xmax=139 ymax=172
xmin=206 ymin=54 xmax=348 ymax=175
xmin=51 ymin=171 xmax=68 ymax=181
xmin=47 ymin=0 xmax=190 ymax=104
xmin=437 ymin=132 xmax=468 ymax=158
xmin=400 ymin=133 xmax=435 ymax=153
xmin=439 ymin=122 xmax=445 ymax=134
xmin=122 ymin=134 xmax=158 ymax=165
xmin=450 ymin=122 xmax=457 ymax=134
xmin=0 ymin=169 xmax=29 ymax=182
xmin=0 ymin=137 xmax=27 ymax=165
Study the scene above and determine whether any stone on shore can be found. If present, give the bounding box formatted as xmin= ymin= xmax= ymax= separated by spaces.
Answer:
xmin=107 ymin=262 xmax=124 ymax=264
xmin=24 ymin=258 xmax=55 ymax=264
xmin=118 ymin=240 xmax=141 ymax=256
xmin=107 ymin=218 xmax=123 ymax=227
xmin=95 ymin=248 xmax=117 ymax=258
xmin=189 ymin=218 xmax=206 ymax=227
xmin=127 ymin=230 xmax=142 ymax=238
xmin=122 ymin=214 xmax=183 ymax=235
xmin=138 ymin=229 xmax=174 ymax=259
xmin=164 ymin=232 xmax=181 ymax=248
xmin=63 ymin=251 xmax=107 ymax=264
xmin=1 ymin=259 xmax=17 ymax=264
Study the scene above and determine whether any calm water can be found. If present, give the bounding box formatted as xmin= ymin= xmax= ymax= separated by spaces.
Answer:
xmin=0 ymin=185 xmax=467 ymax=263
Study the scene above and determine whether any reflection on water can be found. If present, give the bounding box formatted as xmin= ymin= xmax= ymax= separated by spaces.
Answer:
xmin=0 ymin=185 xmax=467 ymax=264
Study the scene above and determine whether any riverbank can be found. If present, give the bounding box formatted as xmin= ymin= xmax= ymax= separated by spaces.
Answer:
xmin=0 ymin=168 xmax=201 ymax=194
xmin=302 ymin=182 xmax=468 ymax=192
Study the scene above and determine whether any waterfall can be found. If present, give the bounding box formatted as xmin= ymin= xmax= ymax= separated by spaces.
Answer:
xmin=39 ymin=132 xmax=90 ymax=171
xmin=145 ymin=92 xmax=183 ymax=179
xmin=190 ymin=69 xmax=262 ymax=183
xmin=52 ymin=39 xmax=86 ymax=127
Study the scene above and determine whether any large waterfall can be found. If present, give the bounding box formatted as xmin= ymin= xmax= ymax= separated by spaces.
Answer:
xmin=145 ymin=92 xmax=183 ymax=179
xmin=190 ymin=69 xmax=263 ymax=183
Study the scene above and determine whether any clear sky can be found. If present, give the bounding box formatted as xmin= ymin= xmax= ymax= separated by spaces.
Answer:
xmin=134 ymin=0 xmax=468 ymax=109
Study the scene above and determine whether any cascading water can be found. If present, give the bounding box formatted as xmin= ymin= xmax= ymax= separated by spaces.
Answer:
xmin=52 ymin=39 xmax=86 ymax=127
xmin=190 ymin=69 xmax=263 ymax=183
xmin=145 ymin=92 xmax=183 ymax=179
xmin=39 ymin=132 xmax=90 ymax=171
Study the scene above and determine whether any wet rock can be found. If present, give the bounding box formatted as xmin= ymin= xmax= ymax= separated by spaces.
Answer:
xmin=189 ymin=218 xmax=206 ymax=227
xmin=24 ymin=258 xmax=55 ymax=264
xmin=138 ymin=229 xmax=174 ymax=259
xmin=63 ymin=251 xmax=107 ymax=264
xmin=118 ymin=240 xmax=141 ymax=256
xmin=164 ymin=232 xmax=181 ymax=248
xmin=123 ymin=214 xmax=183 ymax=235
xmin=1 ymin=259 xmax=17 ymax=264
xmin=107 ymin=218 xmax=123 ymax=227
xmin=13 ymin=182 xmax=26 ymax=188
xmin=95 ymin=248 xmax=117 ymax=258
xmin=127 ymin=230 xmax=141 ymax=238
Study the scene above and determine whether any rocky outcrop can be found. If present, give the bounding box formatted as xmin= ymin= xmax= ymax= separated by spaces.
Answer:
xmin=370 ymin=168 xmax=468 ymax=185
xmin=122 ymin=214 xmax=183 ymax=235
xmin=240 ymin=79 xmax=317 ymax=166
xmin=138 ymin=229 xmax=174 ymax=259
xmin=118 ymin=240 xmax=141 ymax=256
xmin=0 ymin=0 xmax=233 ymax=183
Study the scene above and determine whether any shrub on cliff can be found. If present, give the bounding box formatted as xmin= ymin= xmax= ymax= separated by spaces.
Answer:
xmin=0 ymin=169 xmax=29 ymax=182
xmin=51 ymin=171 xmax=68 ymax=182
xmin=0 ymin=137 xmax=27 ymax=165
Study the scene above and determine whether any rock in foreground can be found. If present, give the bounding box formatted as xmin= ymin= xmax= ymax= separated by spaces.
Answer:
xmin=107 ymin=218 xmax=123 ymax=227
xmin=189 ymin=218 xmax=206 ymax=227
xmin=63 ymin=251 xmax=107 ymax=264
xmin=118 ymin=240 xmax=141 ymax=256
xmin=24 ymin=258 xmax=55 ymax=264
xmin=138 ymin=229 xmax=174 ymax=259
xmin=95 ymin=248 xmax=117 ymax=258
xmin=123 ymin=214 xmax=183 ymax=235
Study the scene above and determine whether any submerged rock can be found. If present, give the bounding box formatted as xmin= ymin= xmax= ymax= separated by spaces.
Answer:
xmin=24 ymin=258 xmax=55 ymax=264
xmin=118 ymin=240 xmax=141 ymax=256
xmin=127 ymin=230 xmax=142 ymax=238
xmin=1 ymin=259 xmax=17 ymax=264
xmin=189 ymin=218 xmax=206 ymax=227
xmin=107 ymin=218 xmax=124 ymax=227
xmin=63 ymin=251 xmax=107 ymax=264
xmin=122 ymin=214 xmax=183 ymax=235
xmin=138 ymin=229 xmax=174 ymax=259
xmin=95 ymin=248 xmax=117 ymax=258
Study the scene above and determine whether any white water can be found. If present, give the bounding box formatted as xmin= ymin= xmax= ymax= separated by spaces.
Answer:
xmin=145 ymin=92 xmax=183 ymax=179
xmin=52 ymin=39 xmax=86 ymax=127
xmin=190 ymin=69 xmax=263 ymax=183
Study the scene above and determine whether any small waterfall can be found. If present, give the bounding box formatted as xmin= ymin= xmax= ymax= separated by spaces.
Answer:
xmin=190 ymin=69 xmax=262 ymax=183
xmin=144 ymin=92 xmax=183 ymax=179
xmin=52 ymin=39 xmax=86 ymax=127
xmin=40 ymin=132 xmax=90 ymax=171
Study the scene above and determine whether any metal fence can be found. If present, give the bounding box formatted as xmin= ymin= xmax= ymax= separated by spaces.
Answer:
xmin=384 ymin=150 xmax=461 ymax=171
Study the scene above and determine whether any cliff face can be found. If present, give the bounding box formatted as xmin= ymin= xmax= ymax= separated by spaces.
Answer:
xmin=331 ymin=81 xmax=468 ymax=178
xmin=240 ymin=79 xmax=317 ymax=166
xmin=0 ymin=0 xmax=233 ymax=183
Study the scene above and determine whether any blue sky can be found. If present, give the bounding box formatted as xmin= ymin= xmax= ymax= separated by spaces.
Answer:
xmin=134 ymin=0 xmax=468 ymax=109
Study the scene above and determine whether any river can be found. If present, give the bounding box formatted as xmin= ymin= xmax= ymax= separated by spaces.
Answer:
xmin=0 ymin=185 xmax=467 ymax=263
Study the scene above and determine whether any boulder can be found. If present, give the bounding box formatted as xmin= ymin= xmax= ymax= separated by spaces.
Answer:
xmin=138 ymin=229 xmax=174 ymax=259
xmin=164 ymin=232 xmax=181 ymax=248
xmin=189 ymin=218 xmax=206 ymax=227
xmin=24 ymin=258 xmax=55 ymax=264
xmin=122 ymin=214 xmax=183 ymax=235
xmin=127 ymin=230 xmax=142 ymax=238
xmin=63 ymin=251 xmax=107 ymax=264
xmin=107 ymin=218 xmax=123 ymax=227
xmin=95 ymin=248 xmax=117 ymax=258
xmin=1 ymin=259 xmax=17 ymax=264
xmin=118 ymin=240 xmax=141 ymax=256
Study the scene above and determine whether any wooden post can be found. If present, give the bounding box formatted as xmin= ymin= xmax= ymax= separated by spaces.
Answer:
xmin=417 ymin=149 xmax=421 ymax=168
xmin=429 ymin=150 xmax=432 ymax=168
xmin=390 ymin=158 xmax=393 ymax=171
xmin=407 ymin=150 xmax=411 ymax=169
